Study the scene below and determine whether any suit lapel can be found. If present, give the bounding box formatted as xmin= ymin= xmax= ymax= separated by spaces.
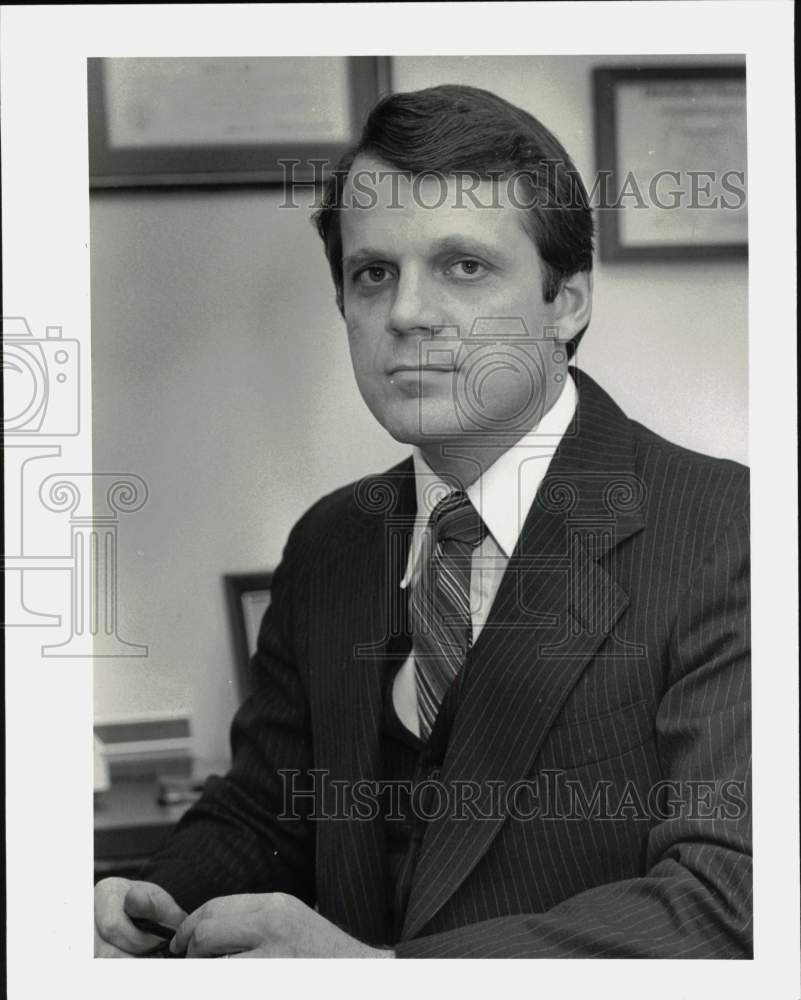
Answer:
xmin=401 ymin=370 xmax=646 ymax=941
xmin=314 ymin=460 xmax=415 ymax=944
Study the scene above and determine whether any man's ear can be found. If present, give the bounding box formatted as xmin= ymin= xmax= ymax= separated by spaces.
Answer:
xmin=552 ymin=269 xmax=593 ymax=342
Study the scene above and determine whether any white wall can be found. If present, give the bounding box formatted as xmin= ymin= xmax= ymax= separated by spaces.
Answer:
xmin=91 ymin=55 xmax=748 ymax=761
xmin=91 ymin=186 xmax=407 ymax=755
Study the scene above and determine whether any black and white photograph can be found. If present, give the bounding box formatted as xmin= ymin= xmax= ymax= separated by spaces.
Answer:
xmin=2 ymin=3 xmax=798 ymax=997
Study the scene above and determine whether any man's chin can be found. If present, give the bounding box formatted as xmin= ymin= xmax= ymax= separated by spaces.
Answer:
xmin=379 ymin=411 xmax=539 ymax=472
xmin=383 ymin=422 xmax=442 ymax=448
xmin=366 ymin=397 xmax=459 ymax=448
xmin=377 ymin=410 xmax=459 ymax=449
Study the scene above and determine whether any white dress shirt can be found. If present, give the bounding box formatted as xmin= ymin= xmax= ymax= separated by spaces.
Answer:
xmin=393 ymin=372 xmax=578 ymax=736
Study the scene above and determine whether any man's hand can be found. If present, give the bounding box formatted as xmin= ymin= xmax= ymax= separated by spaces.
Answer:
xmin=171 ymin=892 xmax=395 ymax=958
xmin=94 ymin=877 xmax=187 ymax=957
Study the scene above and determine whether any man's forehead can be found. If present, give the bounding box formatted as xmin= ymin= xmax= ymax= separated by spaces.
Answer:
xmin=340 ymin=154 xmax=531 ymax=247
xmin=343 ymin=153 xmax=514 ymax=207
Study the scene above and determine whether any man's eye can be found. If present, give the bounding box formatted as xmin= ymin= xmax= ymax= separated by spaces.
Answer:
xmin=447 ymin=259 xmax=487 ymax=279
xmin=355 ymin=265 xmax=392 ymax=286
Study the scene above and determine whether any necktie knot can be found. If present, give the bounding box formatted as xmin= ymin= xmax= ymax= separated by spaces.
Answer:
xmin=430 ymin=490 xmax=487 ymax=548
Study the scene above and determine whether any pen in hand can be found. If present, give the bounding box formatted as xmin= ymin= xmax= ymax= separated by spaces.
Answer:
xmin=131 ymin=916 xmax=180 ymax=957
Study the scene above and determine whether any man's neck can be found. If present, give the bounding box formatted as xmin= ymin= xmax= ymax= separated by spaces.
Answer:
xmin=416 ymin=432 xmax=531 ymax=489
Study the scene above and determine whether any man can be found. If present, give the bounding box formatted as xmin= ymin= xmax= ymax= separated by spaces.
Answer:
xmin=94 ymin=84 xmax=751 ymax=958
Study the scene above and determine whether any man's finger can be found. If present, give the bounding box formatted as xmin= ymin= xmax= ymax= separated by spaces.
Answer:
xmin=102 ymin=881 xmax=187 ymax=955
xmin=124 ymin=881 xmax=187 ymax=929
xmin=94 ymin=927 xmax=136 ymax=959
xmin=95 ymin=879 xmax=163 ymax=955
xmin=172 ymin=895 xmax=262 ymax=955
xmin=182 ymin=916 xmax=263 ymax=958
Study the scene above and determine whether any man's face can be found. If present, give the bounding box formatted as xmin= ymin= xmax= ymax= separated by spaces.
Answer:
xmin=339 ymin=155 xmax=578 ymax=454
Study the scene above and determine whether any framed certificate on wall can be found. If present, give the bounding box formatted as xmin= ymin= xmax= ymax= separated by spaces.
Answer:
xmin=88 ymin=56 xmax=391 ymax=187
xmin=593 ymin=65 xmax=747 ymax=261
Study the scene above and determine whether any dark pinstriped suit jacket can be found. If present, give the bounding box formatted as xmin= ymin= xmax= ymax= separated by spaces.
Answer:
xmin=141 ymin=369 xmax=751 ymax=958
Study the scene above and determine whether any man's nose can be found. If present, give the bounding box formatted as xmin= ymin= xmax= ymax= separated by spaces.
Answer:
xmin=388 ymin=269 xmax=440 ymax=336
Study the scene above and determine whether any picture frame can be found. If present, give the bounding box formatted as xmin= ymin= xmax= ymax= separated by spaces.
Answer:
xmin=88 ymin=56 xmax=392 ymax=188
xmin=593 ymin=65 xmax=747 ymax=261
xmin=224 ymin=571 xmax=273 ymax=699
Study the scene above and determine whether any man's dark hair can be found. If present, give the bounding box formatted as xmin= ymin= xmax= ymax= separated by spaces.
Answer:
xmin=312 ymin=84 xmax=594 ymax=357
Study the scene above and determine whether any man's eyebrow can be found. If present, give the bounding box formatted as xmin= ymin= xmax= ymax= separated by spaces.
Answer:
xmin=343 ymin=236 xmax=511 ymax=268
xmin=342 ymin=247 xmax=388 ymax=268
xmin=428 ymin=235 xmax=510 ymax=261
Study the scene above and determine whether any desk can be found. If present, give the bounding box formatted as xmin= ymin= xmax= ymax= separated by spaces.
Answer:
xmin=94 ymin=761 xmax=227 ymax=881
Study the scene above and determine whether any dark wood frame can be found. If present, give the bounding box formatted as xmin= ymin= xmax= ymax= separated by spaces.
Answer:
xmin=593 ymin=64 xmax=747 ymax=262
xmin=88 ymin=56 xmax=392 ymax=188
xmin=224 ymin=571 xmax=273 ymax=699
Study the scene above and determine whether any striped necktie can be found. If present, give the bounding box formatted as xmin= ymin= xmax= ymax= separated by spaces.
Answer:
xmin=409 ymin=490 xmax=488 ymax=741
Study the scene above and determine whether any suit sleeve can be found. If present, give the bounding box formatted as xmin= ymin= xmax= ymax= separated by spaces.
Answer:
xmin=396 ymin=511 xmax=752 ymax=958
xmin=138 ymin=525 xmax=316 ymax=915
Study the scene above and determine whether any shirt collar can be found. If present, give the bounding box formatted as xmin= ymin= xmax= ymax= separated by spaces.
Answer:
xmin=405 ymin=371 xmax=577 ymax=576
